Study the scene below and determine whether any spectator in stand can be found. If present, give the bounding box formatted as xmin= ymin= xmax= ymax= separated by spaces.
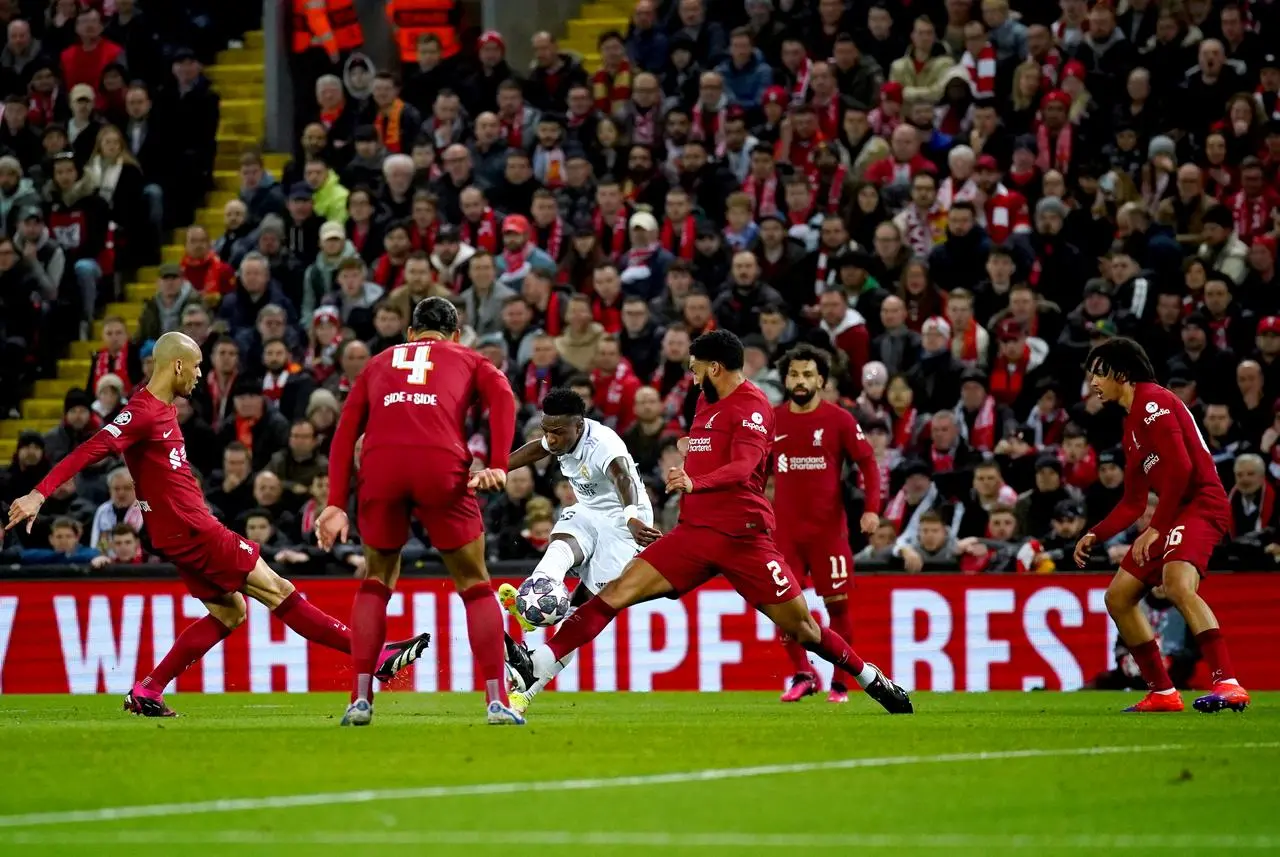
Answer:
xmin=18 ymin=516 xmax=100 ymax=565
xmin=220 ymin=252 xmax=296 ymax=332
xmin=267 ymin=419 xmax=328 ymax=501
xmin=88 ymin=466 xmax=142 ymax=552
xmin=181 ymin=224 xmax=236 ymax=302
xmin=60 ymin=8 xmax=123 ymax=92
xmin=162 ymin=47 xmax=220 ymax=227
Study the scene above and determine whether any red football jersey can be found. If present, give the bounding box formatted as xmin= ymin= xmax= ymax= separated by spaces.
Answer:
xmin=35 ymin=388 xmax=217 ymax=550
xmin=1091 ymin=382 xmax=1230 ymax=542
xmin=327 ymin=338 xmax=516 ymax=506
xmin=681 ymin=381 xmax=776 ymax=536
xmin=770 ymin=401 xmax=880 ymax=537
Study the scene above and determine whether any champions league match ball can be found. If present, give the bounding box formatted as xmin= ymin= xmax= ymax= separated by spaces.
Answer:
xmin=515 ymin=576 xmax=571 ymax=627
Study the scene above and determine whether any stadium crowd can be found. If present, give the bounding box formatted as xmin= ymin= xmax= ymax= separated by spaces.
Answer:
xmin=2 ymin=0 xmax=1280 ymax=577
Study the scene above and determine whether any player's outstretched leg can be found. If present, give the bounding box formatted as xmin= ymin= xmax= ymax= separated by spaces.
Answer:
xmin=125 ymin=592 xmax=245 ymax=717
xmin=500 ymin=537 xmax=581 ymax=636
xmin=824 ymin=599 xmax=854 ymax=703
xmin=1157 ymin=563 xmax=1250 ymax=714
xmin=780 ymin=628 xmax=823 ymax=703
xmin=763 ymin=596 xmax=912 ymax=714
xmin=441 ymin=535 xmax=524 ymax=725
xmin=1104 ymin=570 xmax=1183 ymax=712
xmin=507 ymin=557 xmax=675 ymax=692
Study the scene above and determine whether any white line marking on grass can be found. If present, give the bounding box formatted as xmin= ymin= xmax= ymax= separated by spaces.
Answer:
xmin=0 ymin=741 xmax=1275 ymax=830
xmin=2 ymin=831 xmax=1279 ymax=850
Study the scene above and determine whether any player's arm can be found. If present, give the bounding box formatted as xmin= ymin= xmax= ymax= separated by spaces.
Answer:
xmin=608 ymin=456 xmax=662 ymax=545
xmin=7 ymin=415 xmax=138 ymax=532
xmin=675 ymin=427 xmax=768 ymax=493
xmin=1145 ymin=414 xmax=1195 ymax=536
xmin=506 ymin=438 xmax=552 ymax=472
xmin=842 ymin=413 xmax=882 ymax=532
xmin=1087 ymin=453 xmax=1148 ymax=544
xmin=318 ymin=370 xmax=370 ymax=548
xmin=469 ymin=357 xmax=518 ymax=490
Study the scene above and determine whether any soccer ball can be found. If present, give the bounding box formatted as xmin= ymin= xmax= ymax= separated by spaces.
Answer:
xmin=515 ymin=575 xmax=571 ymax=627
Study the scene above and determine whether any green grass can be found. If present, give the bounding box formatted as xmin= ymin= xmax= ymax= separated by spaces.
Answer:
xmin=0 ymin=692 xmax=1276 ymax=856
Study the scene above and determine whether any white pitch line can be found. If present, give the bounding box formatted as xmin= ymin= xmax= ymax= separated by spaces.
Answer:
xmin=1 ymin=831 xmax=1278 ymax=850
xmin=0 ymin=741 xmax=1275 ymax=830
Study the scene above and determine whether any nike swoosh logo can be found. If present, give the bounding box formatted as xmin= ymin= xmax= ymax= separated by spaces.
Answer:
xmin=831 ymin=579 xmax=847 ymax=589
xmin=163 ymin=430 xmax=174 ymax=438
xmin=775 ymin=587 xmax=790 ymax=598
xmin=774 ymin=435 xmax=788 ymax=442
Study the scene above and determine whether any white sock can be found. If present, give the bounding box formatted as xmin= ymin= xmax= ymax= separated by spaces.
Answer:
xmin=533 ymin=540 xmax=577 ymax=585
xmin=1154 ymin=687 xmax=1177 ymax=696
xmin=853 ymin=663 xmax=877 ymax=690
xmin=1219 ymin=678 xmax=1240 ymax=686
xmin=525 ymin=652 xmax=574 ymax=698
xmin=531 ymin=645 xmax=559 ymax=679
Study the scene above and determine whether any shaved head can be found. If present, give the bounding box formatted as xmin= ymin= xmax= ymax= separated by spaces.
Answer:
xmin=153 ymin=331 xmax=204 ymax=398
xmin=154 ymin=331 xmax=201 ymax=365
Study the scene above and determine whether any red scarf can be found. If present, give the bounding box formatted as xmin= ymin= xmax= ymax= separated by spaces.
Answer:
xmin=1229 ymin=482 xmax=1276 ymax=537
xmin=989 ymin=346 xmax=1029 ymax=408
xmin=1059 ymin=445 xmax=1098 ymax=490
xmin=301 ymin=499 xmax=318 ymax=536
xmin=502 ymin=242 xmax=533 ymax=277
xmin=743 ymin=174 xmax=778 ymax=218
xmin=374 ymin=99 xmax=406 ymax=153
xmin=372 ymin=255 xmax=407 ymax=289
xmin=813 ymin=95 xmax=840 ymax=140
xmin=319 ymin=100 xmax=345 ymax=128
xmin=499 ymin=110 xmax=524 ymax=148
xmin=690 ymin=102 xmax=726 ymax=156
xmin=461 ymin=209 xmax=498 ymax=253
xmin=1035 ymin=122 xmax=1073 ymax=173
xmin=523 ymin=362 xmax=556 ymax=407
xmin=813 ymin=249 xmax=832 ymax=294
xmin=592 ymin=61 xmax=632 ymax=113
xmin=1027 ymin=407 xmax=1067 ymax=448
xmin=536 ymin=219 xmax=564 ymax=260
xmin=1230 ymin=190 xmax=1276 ymax=243
xmin=892 ymin=406 xmax=916 ymax=450
xmin=930 ymin=444 xmax=956 ymax=473
xmin=593 ymin=206 xmax=628 ymax=258
xmin=350 ymin=221 xmax=369 ymax=254
xmin=661 ymin=216 xmax=696 ymax=260
xmin=955 ymin=321 xmax=980 ymax=363
xmin=206 ymin=370 xmax=238 ymax=423
xmin=536 ymin=292 xmax=565 ymax=336
xmin=631 ymin=103 xmax=657 ymax=145
xmin=262 ymin=367 xmax=297 ymax=404
xmin=816 ymin=165 xmax=847 ymax=214
xmin=410 ymin=221 xmax=438 ymax=254
xmin=965 ymin=395 xmax=997 ymax=452
xmin=789 ymin=57 xmax=812 ymax=103
xmin=92 ymin=344 xmax=131 ymax=390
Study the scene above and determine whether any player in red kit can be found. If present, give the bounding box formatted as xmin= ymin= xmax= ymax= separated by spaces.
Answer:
xmin=315 ymin=297 xmax=524 ymax=726
xmin=505 ymin=330 xmax=912 ymax=713
xmin=1074 ymin=338 xmax=1250 ymax=714
xmin=771 ymin=344 xmax=881 ymax=704
xmin=5 ymin=333 xmax=429 ymax=717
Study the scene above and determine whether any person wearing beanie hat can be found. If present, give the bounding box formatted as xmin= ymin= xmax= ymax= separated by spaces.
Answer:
xmin=1198 ymin=201 xmax=1250 ymax=285
xmin=1167 ymin=310 xmax=1239 ymax=396
xmin=464 ymin=29 xmax=518 ymax=118
xmin=1085 ymin=446 xmax=1127 ymax=525
xmin=1147 ymin=134 xmax=1177 ymax=162
xmin=39 ymin=388 xmax=99 ymax=468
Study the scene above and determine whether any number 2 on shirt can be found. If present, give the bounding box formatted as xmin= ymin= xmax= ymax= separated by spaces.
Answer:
xmin=392 ymin=344 xmax=434 ymax=385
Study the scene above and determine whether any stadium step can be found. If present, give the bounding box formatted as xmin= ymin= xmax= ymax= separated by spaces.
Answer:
xmin=244 ymin=30 xmax=265 ymax=50
xmin=137 ymin=266 xmax=162 ymax=283
xmin=34 ymin=378 xmax=81 ymax=400
xmin=565 ymin=17 xmax=627 ymax=41
xmin=21 ymin=399 xmax=62 ymax=421
xmin=0 ymin=439 xmax=14 ymax=461
xmin=125 ymin=283 xmax=153 ymax=302
xmin=579 ymin=1 xmax=634 ymax=18
xmin=0 ymin=419 xmax=57 ymax=439
xmin=205 ymin=65 xmax=262 ymax=86
xmin=58 ymin=358 xmax=90 ymax=378
xmin=91 ymin=318 xmax=138 ymax=341
xmin=216 ymin=47 xmax=265 ymax=66
xmin=214 ymin=170 xmax=239 ymax=192
xmin=104 ymin=303 xmax=143 ymax=322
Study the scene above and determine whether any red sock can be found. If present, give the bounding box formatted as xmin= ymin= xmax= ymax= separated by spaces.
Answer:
xmin=459 ymin=582 xmax=509 ymax=707
xmin=349 ymin=579 xmax=391 ymax=702
xmin=802 ymin=626 xmax=867 ymax=682
xmin=826 ymin=600 xmax=854 ymax=689
xmin=781 ymin=636 xmax=814 ymax=675
xmin=1194 ymin=628 xmax=1236 ymax=684
xmin=547 ymin=595 xmax=618 ymax=663
xmin=1129 ymin=639 xmax=1175 ymax=692
xmin=274 ymin=590 xmax=352 ymax=654
xmin=140 ymin=615 xmax=233 ymax=693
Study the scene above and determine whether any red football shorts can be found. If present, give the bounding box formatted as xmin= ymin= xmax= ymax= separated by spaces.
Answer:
xmin=357 ymin=447 xmax=484 ymax=553
xmin=1120 ymin=506 xmax=1228 ymax=586
xmin=157 ymin=525 xmax=260 ymax=601
xmin=776 ymin=529 xmax=855 ymax=598
xmin=638 ymin=523 xmax=803 ymax=606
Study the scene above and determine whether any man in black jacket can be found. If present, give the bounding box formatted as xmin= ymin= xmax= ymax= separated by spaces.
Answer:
xmin=161 ymin=48 xmax=220 ymax=226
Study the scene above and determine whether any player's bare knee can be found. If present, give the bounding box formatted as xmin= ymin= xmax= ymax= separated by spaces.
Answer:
xmin=1103 ymin=585 xmax=1136 ymax=617
xmin=207 ymin=593 xmax=246 ymax=630
xmin=1160 ymin=574 xmax=1198 ymax=608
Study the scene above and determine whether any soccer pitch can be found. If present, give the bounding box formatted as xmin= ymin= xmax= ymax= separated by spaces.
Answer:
xmin=0 ymin=693 xmax=1275 ymax=856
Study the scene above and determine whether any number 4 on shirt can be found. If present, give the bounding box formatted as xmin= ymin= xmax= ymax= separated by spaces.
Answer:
xmin=392 ymin=344 xmax=434 ymax=385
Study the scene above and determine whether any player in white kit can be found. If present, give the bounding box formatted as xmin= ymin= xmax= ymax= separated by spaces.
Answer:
xmin=497 ymin=388 xmax=661 ymax=714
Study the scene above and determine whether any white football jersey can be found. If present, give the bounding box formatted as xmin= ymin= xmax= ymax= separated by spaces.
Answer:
xmin=543 ymin=419 xmax=651 ymax=522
